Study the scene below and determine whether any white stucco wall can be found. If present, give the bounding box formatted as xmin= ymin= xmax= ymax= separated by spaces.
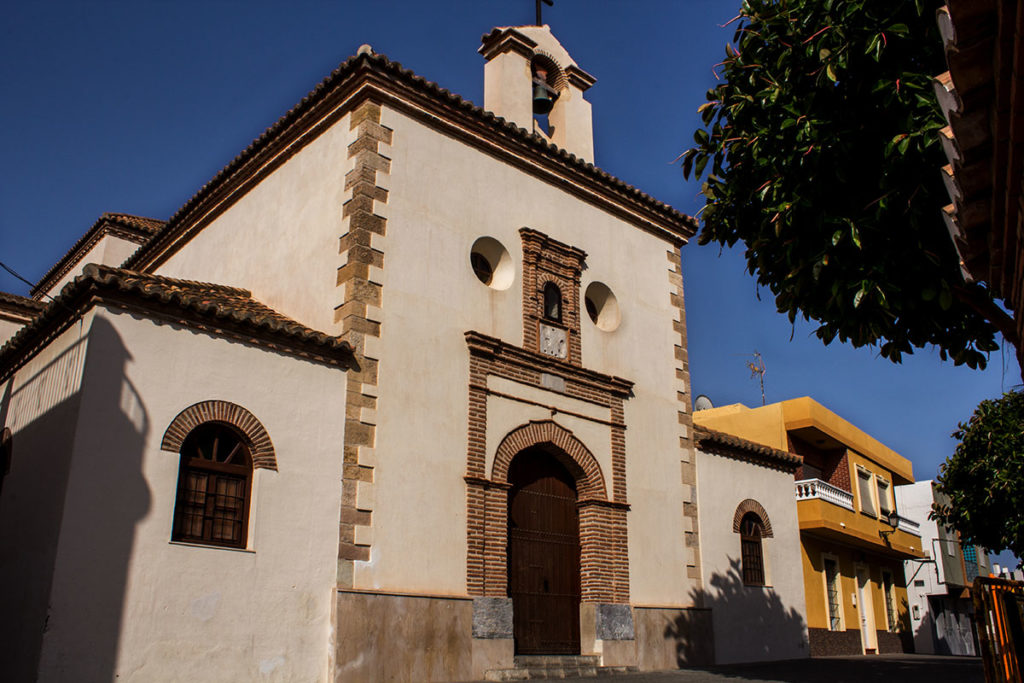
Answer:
xmin=358 ymin=105 xmax=692 ymax=605
xmin=0 ymin=315 xmax=91 ymax=683
xmin=695 ymin=448 xmax=808 ymax=664
xmin=0 ymin=316 xmax=27 ymax=345
xmin=31 ymin=308 xmax=347 ymax=682
xmin=42 ymin=233 xmax=144 ymax=299
xmin=156 ymin=111 xmax=353 ymax=333
xmin=896 ymin=480 xmax=945 ymax=654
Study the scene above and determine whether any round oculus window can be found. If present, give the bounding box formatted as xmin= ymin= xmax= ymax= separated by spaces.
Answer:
xmin=470 ymin=237 xmax=514 ymax=290
xmin=584 ymin=281 xmax=620 ymax=331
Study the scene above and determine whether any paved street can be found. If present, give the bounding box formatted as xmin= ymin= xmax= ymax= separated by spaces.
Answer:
xmin=555 ymin=655 xmax=984 ymax=682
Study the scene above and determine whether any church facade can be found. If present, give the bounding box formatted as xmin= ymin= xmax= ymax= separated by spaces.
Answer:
xmin=1 ymin=25 xmax=808 ymax=682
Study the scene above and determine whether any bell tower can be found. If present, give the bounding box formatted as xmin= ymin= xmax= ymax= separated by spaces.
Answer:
xmin=479 ymin=25 xmax=596 ymax=162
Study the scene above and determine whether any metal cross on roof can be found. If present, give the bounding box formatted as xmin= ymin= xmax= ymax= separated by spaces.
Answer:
xmin=536 ymin=0 xmax=553 ymax=26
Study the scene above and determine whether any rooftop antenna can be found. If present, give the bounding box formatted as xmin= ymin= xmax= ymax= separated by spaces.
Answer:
xmin=747 ymin=351 xmax=766 ymax=406
xmin=535 ymin=0 xmax=553 ymax=26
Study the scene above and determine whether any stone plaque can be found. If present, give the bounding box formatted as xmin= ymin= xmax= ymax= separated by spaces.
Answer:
xmin=540 ymin=372 xmax=566 ymax=393
xmin=539 ymin=323 xmax=567 ymax=359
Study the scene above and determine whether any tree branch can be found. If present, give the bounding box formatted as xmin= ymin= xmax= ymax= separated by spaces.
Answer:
xmin=954 ymin=285 xmax=1020 ymax=347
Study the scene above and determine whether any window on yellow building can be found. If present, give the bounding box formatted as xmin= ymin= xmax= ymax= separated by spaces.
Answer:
xmin=882 ymin=571 xmax=897 ymax=631
xmin=876 ymin=477 xmax=892 ymax=516
xmin=856 ymin=468 xmax=876 ymax=516
xmin=824 ymin=558 xmax=842 ymax=631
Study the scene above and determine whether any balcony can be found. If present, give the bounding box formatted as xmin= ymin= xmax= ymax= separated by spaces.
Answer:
xmin=795 ymin=478 xmax=854 ymax=511
xmin=897 ymin=515 xmax=920 ymax=535
xmin=794 ymin=479 xmax=925 ymax=559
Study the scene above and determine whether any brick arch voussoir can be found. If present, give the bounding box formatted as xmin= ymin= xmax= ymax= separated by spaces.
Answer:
xmin=733 ymin=498 xmax=773 ymax=537
xmin=161 ymin=400 xmax=277 ymax=471
xmin=492 ymin=420 xmax=606 ymax=500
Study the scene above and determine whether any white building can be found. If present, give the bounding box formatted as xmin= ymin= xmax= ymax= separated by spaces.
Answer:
xmin=1 ymin=24 xmax=808 ymax=682
xmin=896 ymin=480 xmax=989 ymax=656
xmin=693 ymin=426 xmax=809 ymax=664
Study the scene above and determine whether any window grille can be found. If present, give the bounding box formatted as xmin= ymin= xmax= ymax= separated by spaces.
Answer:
xmin=824 ymin=558 xmax=842 ymax=631
xmin=173 ymin=423 xmax=251 ymax=548
xmin=964 ymin=544 xmax=979 ymax=583
xmin=882 ymin=571 xmax=898 ymax=631
xmin=740 ymin=513 xmax=765 ymax=586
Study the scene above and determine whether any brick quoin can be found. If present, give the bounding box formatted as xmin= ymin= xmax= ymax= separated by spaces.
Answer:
xmin=335 ymin=99 xmax=393 ymax=585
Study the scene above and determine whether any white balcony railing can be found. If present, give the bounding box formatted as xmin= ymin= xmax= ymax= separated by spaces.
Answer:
xmin=795 ymin=478 xmax=855 ymax=511
xmin=897 ymin=515 xmax=921 ymax=535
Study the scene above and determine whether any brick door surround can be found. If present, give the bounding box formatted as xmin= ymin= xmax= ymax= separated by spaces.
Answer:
xmin=464 ymin=331 xmax=632 ymax=604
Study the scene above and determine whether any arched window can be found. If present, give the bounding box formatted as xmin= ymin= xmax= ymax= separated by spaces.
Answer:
xmin=543 ymin=282 xmax=562 ymax=323
xmin=740 ymin=512 xmax=766 ymax=586
xmin=172 ymin=423 xmax=252 ymax=548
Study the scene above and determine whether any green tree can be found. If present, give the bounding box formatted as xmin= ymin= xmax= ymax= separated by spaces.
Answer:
xmin=933 ymin=390 xmax=1024 ymax=561
xmin=680 ymin=0 xmax=1015 ymax=368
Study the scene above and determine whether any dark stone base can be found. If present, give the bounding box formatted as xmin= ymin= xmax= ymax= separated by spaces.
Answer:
xmin=876 ymin=629 xmax=910 ymax=654
xmin=808 ymin=628 xmax=863 ymax=656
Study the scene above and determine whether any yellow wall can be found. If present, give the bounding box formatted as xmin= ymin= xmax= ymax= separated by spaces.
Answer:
xmin=697 ymin=396 xmax=917 ymax=646
xmin=780 ymin=398 xmax=912 ymax=484
xmin=695 ymin=398 xmax=914 ymax=484
xmin=694 ymin=403 xmax=787 ymax=450
xmin=800 ymin=536 xmax=909 ymax=638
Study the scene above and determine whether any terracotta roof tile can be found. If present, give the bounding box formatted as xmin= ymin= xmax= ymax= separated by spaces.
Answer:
xmin=32 ymin=212 xmax=167 ymax=298
xmin=2 ymin=264 xmax=352 ymax=381
xmin=125 ymin=50 xmax=695 ymax=270
xmin=693 ymin=425 xmax=802 ymax=471
xmin=0 ymin=291 xmax=46 ymax=319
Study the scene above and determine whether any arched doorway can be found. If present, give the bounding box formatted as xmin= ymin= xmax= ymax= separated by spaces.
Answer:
xmin=507 ymin=446 xmax=581 ymax=655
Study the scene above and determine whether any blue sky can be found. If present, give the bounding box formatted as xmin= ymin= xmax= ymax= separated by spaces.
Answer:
xmin=0 ymin=1 xmax=1016 ymax=565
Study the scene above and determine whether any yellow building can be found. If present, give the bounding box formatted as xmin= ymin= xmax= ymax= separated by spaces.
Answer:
xmin=694 ymin=398 xmax=925 ymax=656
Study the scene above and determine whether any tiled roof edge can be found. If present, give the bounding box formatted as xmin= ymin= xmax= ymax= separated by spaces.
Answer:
xmin=0 ymin=291 xmax=47 ymax=318
xmin=2 ymin=264 xmax=353 ymax=383
xmin=693 ymin=425 xmax=803 ymax=471
xmin=125 ymin=50 xmax=696 ymax=270
xmin=32 ymin=213 xmax=166 ymax=299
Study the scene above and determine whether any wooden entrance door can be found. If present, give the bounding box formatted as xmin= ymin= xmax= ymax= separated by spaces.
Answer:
xmin=507 ymin=447 xmax=581 ymax=655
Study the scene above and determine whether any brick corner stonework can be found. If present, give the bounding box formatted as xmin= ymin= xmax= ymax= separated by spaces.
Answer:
xmin=668 ymin=246 xmax=700 ymax=587
xmin=335 ymin=99 xmax=393 ymax=584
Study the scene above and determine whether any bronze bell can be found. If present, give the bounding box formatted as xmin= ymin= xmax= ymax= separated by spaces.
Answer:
xmin=532 ymin=68 xmax=556 ymax=115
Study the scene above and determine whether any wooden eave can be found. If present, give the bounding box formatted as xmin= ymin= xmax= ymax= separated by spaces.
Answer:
xmin=939 ymin=1 xmax=1023 ymax=295
xmin=939 ymin=0 xmax=1024 ymax=378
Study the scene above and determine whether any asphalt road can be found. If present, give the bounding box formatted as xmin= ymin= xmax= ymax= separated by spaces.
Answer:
xmin=555 ymin=655 xmax=984 ymax=682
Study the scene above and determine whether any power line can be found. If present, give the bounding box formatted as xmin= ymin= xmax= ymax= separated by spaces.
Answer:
xmin=0 ymin=261 xmax=36 ymax=290
xmin=0 ymin=261 xmax=55 ymax=303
